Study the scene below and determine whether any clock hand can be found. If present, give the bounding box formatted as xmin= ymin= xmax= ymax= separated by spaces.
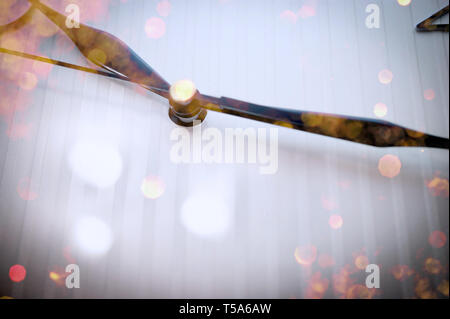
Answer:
xmin=0 ymin=3 xmax=35 ymax=37
xmin=0 ymin=47 xmax=168 ymax=96
xmin=190 ymin=94 xmax=449 ymax=149
xmin=416 ymin=5 xmax=449 ymax=32
xmin=3 ymin=2 xmax=448 ymax=149
xmin=162 ymin=81 xmax=449 ymax=149
xmin=28 ymin=0 xmax=170 ymax=98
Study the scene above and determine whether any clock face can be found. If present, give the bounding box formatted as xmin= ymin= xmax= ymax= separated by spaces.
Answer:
xmin=0 ymin=0 xmax=448 ymax=299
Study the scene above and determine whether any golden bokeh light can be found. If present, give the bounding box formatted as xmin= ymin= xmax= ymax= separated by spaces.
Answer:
xmin=378 ymin=154 xmax=401 ymax=178
xmin=426 ymin=176 xmax=449 ymax=197
xmin=346 ymin=284 xmax=374 ymax=299
xmin=397 ymin=0 xmax=412 ymax=6
xmin=141 ymin=175 xmax=165 ymax=199
xmin=88 ymin=48 xmax=107 ymax=65
xmin=378 ymin=69 xmax=393 ymax=84
xmin=18 ymin=72 xmax=38 ymax=91
xmin=49 ymin=268 xmax=67 ymax=286
xmin=405 ymin=129 xmax=424 ymax=139
xmin=328 ymin=214 xmax=343 ymax=229
xmin=306 ymin=272 xmax=329 ymax=298
xmin=373 ymin=102 xmax=387 ymax=118
xmin=31 ymin=11 xmax=60 ymax=38
xmin=170 ymin=79 xmax=197 ymax=104
xmin=294 ymin=245 xmax=317 ymax=266
xmin=438 ymin=280 xmax=449 ymax=297
xmin=415 ymin=278 xmax=437 ymax=299
xmin=332 ymin=267 xmax=352 ymax=296
xmin=49 ymin=272 xmax=60 ymax=281
xmin=424 ymin=258 xmax=442 ymax=275
xmin=391 ymin=265 xmax=414 ymax=281
xmin=273 ymin=120 xmax=294 ymax=129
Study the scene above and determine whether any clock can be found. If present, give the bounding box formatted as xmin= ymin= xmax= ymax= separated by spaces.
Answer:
xmin=0 ymin=0 xmax=448 ymax=299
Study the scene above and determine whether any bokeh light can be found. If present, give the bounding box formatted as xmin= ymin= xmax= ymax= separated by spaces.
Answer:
xmin=170 ymin=79 xmax=197 ymax=104
xmin=438 ymin=280 xmax=449 ymax=297
xmin=49 ymin=267 xmax=67 ymax=286
xmin=180 ymin=194 xmax=233 ymax=239
xmin=32 ymin=58 xmax=53 ymax=78
xmin=378 ymin=154 xmax=401 ymax=178
xmin=354 ymin=255 xmax=369 ymax=270
xmin=321 ymin=195 xmax=337 ymax=211
xmin=145 ymin=17 xmax=166 ymax=39
xmin=9 ymin=264 xmax=26 ymax=283
xmin=391 ymin=265 xmax=414 ymax=281
xmin=424 ymin=89 xmax=435 ymax=101
xmin=318 ymin=254 xmax=335 ymax=268
xmin=428 ymin=230 xmax=446 ymax=248
xmin=156 ymin=0 xmax=171 ymax=17
xmin=373 ymin=102 xmax=387 ymax=118
xmin=68 ymin=140 xmax=123 ymax=188
xmin=415 ymin=277 xmax=437 ymax=299
xmin=141 ymin=175 xmax=165 ymax=199
xmin=49 ymin=271 xmax=62 ymax=282
xmin=30 ymin=11 xmax=59 ymax=38
xmin=426 ymin=176 xmax=449 ymax=197
xmin=7 ymin=122 xmax=32 ymax=140
xmin=280 ymin=10 xmax=297 ymax=23
xmin=332 ymin=266 xmax=352 ymax=296
xmin=397 ymin=0 xmax=412 ymax=6
xmin=346 ymin=284 xmax=374 ymax=299
xmin=306 ymin=272 xmax=329 ymax=298
xmin=424 ymin=258 xmax=442 ymax=275
xmin=88 ymin=48 xmax=107 ymax=65
xmin=74 ymin=217 xmax=113 ymax=255
xmin=329 ymin=214 xmax=343 ymax=229
xmin=17 ymin=177 xmax=38 ymax=201
xmin=294 ymin=245 xmax=317 ymax=266
xmin=378 ymin=69 xmax=393 ymax=84
xmin=297 ymin=5 xmax=316 ymax=18
xmin=18 ymin=72 xmax=38 ymax=91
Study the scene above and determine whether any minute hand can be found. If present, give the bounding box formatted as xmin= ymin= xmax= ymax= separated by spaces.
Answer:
xmin=29 ymin=0 xmax=170 ymax=97
xmin=196 ymin=94 xmax=449 ymax=149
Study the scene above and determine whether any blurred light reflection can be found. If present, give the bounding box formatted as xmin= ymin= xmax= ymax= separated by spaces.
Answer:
xmin=74 ymin=216 xmax=113 ymax=256
xmin=68 ymin=140 xmax=123 ymax=188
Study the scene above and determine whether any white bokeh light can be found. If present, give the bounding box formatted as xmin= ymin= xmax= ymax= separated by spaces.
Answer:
xmin=180 ymin=195 xmax=233 ymax=239
xmin=74 ymin=217 xmax=113 ymax=255
xmin=68 ymin=140 xmax=123 ymax=188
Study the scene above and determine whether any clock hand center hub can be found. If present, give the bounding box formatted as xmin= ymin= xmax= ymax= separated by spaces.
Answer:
xmin=168 ymin=80 xmax=207 ymax=127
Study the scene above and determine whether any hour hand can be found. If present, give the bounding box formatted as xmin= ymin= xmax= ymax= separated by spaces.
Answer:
xmin=179 ymin=92 xmax=448 ymax=149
